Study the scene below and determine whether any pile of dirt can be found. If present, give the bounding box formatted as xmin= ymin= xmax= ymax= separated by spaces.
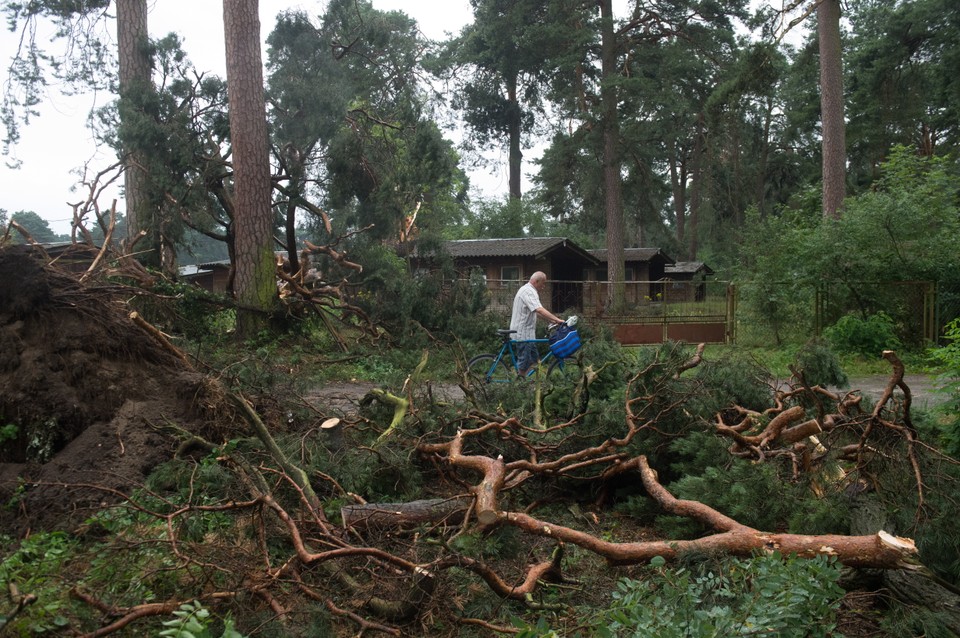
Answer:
xmin=0 ymin=245 xmax=221 ymax=535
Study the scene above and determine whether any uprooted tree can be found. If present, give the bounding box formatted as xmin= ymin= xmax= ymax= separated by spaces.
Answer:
xmin=2 ymin=246 xmax=960 ymax=636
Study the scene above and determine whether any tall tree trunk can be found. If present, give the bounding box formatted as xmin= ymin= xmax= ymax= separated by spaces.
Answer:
xmin=818 ymin=0 xmax=846 ymax=219
xmin=223 ymin=0 xmax=277 ymax=337
xmin=669 ymin=145 xmax=686 ymax=252
xmin=688 ymin=112 xmax=705 ymax=260
xmin=116 ymin=0 xmax=151 ymax=247
xmin=506 ymin=73 xmax=522 ymax=200
xmin=757 ymin=96 xmax=774 ymax=218
xmin=599 ymin=0 xmax=624 ymax=308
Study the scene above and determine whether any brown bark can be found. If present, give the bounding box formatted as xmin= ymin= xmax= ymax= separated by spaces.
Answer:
xmin=688 ymin=113 xmax=705 ymax=258
xmin=437 ymin=546 xmax=564 ymax=601
xmin=669 ymin=145 xmax=686 ymax=249
xmin=507 ymin=74 xmax=522 ymax=200
xmin=500 ymin=456 xmax=918 ymax=569
xmin=223 ymin=0 xmax=278 ymax=337
xmin=418 ymin=419 xmax=523 ymax=526
xmin=116 ymin=0 xmax=152 ymax=246
xmin=599 ymin=0 xmax=625 ymax=307
xmin=341 ymin=497 xmax=472 ymax=531
xmin=129 ymin=311 xmax=191 ymax=367
xmin=818 ymin=0 xmax=846 ymax=219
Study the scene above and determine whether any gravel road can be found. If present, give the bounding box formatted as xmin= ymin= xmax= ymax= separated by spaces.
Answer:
xmin=843 ymin=374 xmax=946 ymax=409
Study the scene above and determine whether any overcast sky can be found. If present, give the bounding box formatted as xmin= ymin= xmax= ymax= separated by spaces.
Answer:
xmin=0 ymin=0 xmax=478 ymax=234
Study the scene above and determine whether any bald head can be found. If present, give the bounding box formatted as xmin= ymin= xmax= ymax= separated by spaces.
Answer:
xmin=529 ymin=271 xmax=547 ymax=290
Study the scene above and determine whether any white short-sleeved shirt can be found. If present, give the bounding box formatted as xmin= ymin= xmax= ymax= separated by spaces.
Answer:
xmin=510 ymin=282 xmax=542 ymax=340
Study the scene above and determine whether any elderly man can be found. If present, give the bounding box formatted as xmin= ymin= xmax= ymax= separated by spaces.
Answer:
xmin=510 ymin=271 xmax=564 ymax=376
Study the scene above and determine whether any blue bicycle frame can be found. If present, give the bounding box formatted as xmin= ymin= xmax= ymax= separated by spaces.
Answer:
xmin=467 ymin=329 xmax=576 ymax=383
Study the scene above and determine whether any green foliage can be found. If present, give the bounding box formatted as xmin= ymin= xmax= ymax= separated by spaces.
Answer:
xmin=929 ymin=318 xmax=960 ymax=457
xmin=339 ymin=242 xmax=493 ymax=343
xmin=7 ymin=211 xmax=65 ymax=243
xmin=159 ymin=600 xmax=244 ymax=638
xmin=881 ymin=604 xmax=960 ymax=638
xmin=449 ymin=527 xmax=522 ymax=561
xmin=0 ymin=423 xmax=17 ymax=444
xmin=793 ymin=338 xmax=848 ymax=388
xmin=736 ymin=206 xmax=821 ymax=347
xmin=513 ymin=616 xmax=562 ymax=638
xmin=452 ymin=197 xmax=558 ymax=239
xmin=0 ymin=532 xmax=74 ymax=635
xmin=846 ymin=0 xmax=960 ymax=193
xmin=143 ymin=279 xmax=233 ymax=344
xmin=598 ymin=553 xmax=845 ymax=638
xmin=739 ymin=148 xmax=960 ymax=347
xmin=660 ymin=462 xmax=783 ymax=535
xmin=691 ymin=353 xmax=773 ymax=414
xmin=824 ymin=311 xmax=901 ymax=357
xmin=311 ymin=438 xmax=422 ymax=504
xmin=658 ymin=450 xmax=848 ymax=537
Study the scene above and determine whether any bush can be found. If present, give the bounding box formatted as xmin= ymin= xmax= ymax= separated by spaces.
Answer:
xmin=824 ymin=311 xmax=901 ymax=357
xmin=0 ymin=532 xmax=76 ymax=635
xmin=600 ymin=553 xmax=845 ymax=638
xmin=793 ymin=338 xmax=848 ymax=388
xmin=929 ymin=318 xmax=960 ymax=457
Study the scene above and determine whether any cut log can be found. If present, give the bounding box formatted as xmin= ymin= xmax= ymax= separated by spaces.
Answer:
xmin=319 ymin=417 xmax=343 ymax=450
xmin=341 ymin=497 xmax=472 ymax=531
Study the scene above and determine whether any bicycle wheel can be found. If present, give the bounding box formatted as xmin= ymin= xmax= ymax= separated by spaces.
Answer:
xmin=467 ymin=353 xmax=515 ymax=384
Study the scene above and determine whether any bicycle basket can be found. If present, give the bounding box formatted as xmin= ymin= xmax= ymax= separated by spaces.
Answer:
xmin=549 ymin=324 xmax=581 ymax=359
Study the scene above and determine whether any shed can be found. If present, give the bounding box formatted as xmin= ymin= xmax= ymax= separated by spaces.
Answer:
xmin=180 ymin=259 xmax=231 ymax=294
xmin=664 ymin=261 xmax=715 ymax=302
xmin=414 ymin=237 xmax=600 ymax=313
xmin=586 ymin=247 xmax=676 ymax=305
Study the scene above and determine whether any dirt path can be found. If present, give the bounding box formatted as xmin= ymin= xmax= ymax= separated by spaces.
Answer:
xmin=844 ymin=374 xmax=945 ymax=409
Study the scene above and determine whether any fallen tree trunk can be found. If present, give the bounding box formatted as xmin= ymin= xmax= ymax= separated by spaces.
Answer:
xmin=342 ymin=496 xmax=472 ymax=531
xmin=501 ymin=510 xmax=917 ymax=569
xmin=848 ymin=492 xmax=960 ymax=633
xmin=496 ymin=456 xmax=920 ymax=569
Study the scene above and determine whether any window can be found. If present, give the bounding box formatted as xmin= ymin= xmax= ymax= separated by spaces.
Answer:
xmin=501 ymin=266 xmax=521 ymax=286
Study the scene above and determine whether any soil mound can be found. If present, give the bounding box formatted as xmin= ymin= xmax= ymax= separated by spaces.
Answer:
xmin=0 ymin=245 xmax=218 ymax=534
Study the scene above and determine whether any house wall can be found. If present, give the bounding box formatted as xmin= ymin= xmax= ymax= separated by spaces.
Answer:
xmin=456 ymin=257 xmax=554 ymax=314
xmin=455 ymin=257 xmax=552 ymax=282
xmin=665 ymin=274 xmax=707 ymax=303
xmin=183 ymin=267 xmax=230 ymax=294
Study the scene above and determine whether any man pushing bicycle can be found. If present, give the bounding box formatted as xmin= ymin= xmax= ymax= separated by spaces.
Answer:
xmin=510 ymin=271 xmax=565 ymax=376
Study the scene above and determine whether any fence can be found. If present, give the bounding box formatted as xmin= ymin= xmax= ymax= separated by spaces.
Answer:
xmin=486 ymin=279 xmax=947 ymax=348
xmin=734 ymin=279 xmax=943 ymax=348
xmin=480 ymin=279 xmax=735 ymax=345
xmin=342 ymin=274 xmax=951 ymax=349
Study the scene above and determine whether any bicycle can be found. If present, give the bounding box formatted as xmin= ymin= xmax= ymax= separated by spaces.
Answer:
xmin=467 ymin=318 xmax=582 ymax=383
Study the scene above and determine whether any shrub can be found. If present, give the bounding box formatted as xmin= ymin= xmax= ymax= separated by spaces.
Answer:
xmin=599 ymin=553 xmax=845 ymax=638
xmin=824 ymin=311 xmax=901 ymax=357
xmin=929 ymin=318 xmax=960 ymax=457
xmin=0 ymin=532 xmax=75 ymax=635
xmin=793 ymin=338 xmax=848 ymax=388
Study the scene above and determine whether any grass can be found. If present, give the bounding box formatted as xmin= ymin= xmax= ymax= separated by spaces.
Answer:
xmin=695 ymin=343 xmax=943 ymax=379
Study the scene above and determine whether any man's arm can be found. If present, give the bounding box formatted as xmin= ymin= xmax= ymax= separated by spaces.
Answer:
xmin=535 ymin=306 xmax=564 ymax=325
